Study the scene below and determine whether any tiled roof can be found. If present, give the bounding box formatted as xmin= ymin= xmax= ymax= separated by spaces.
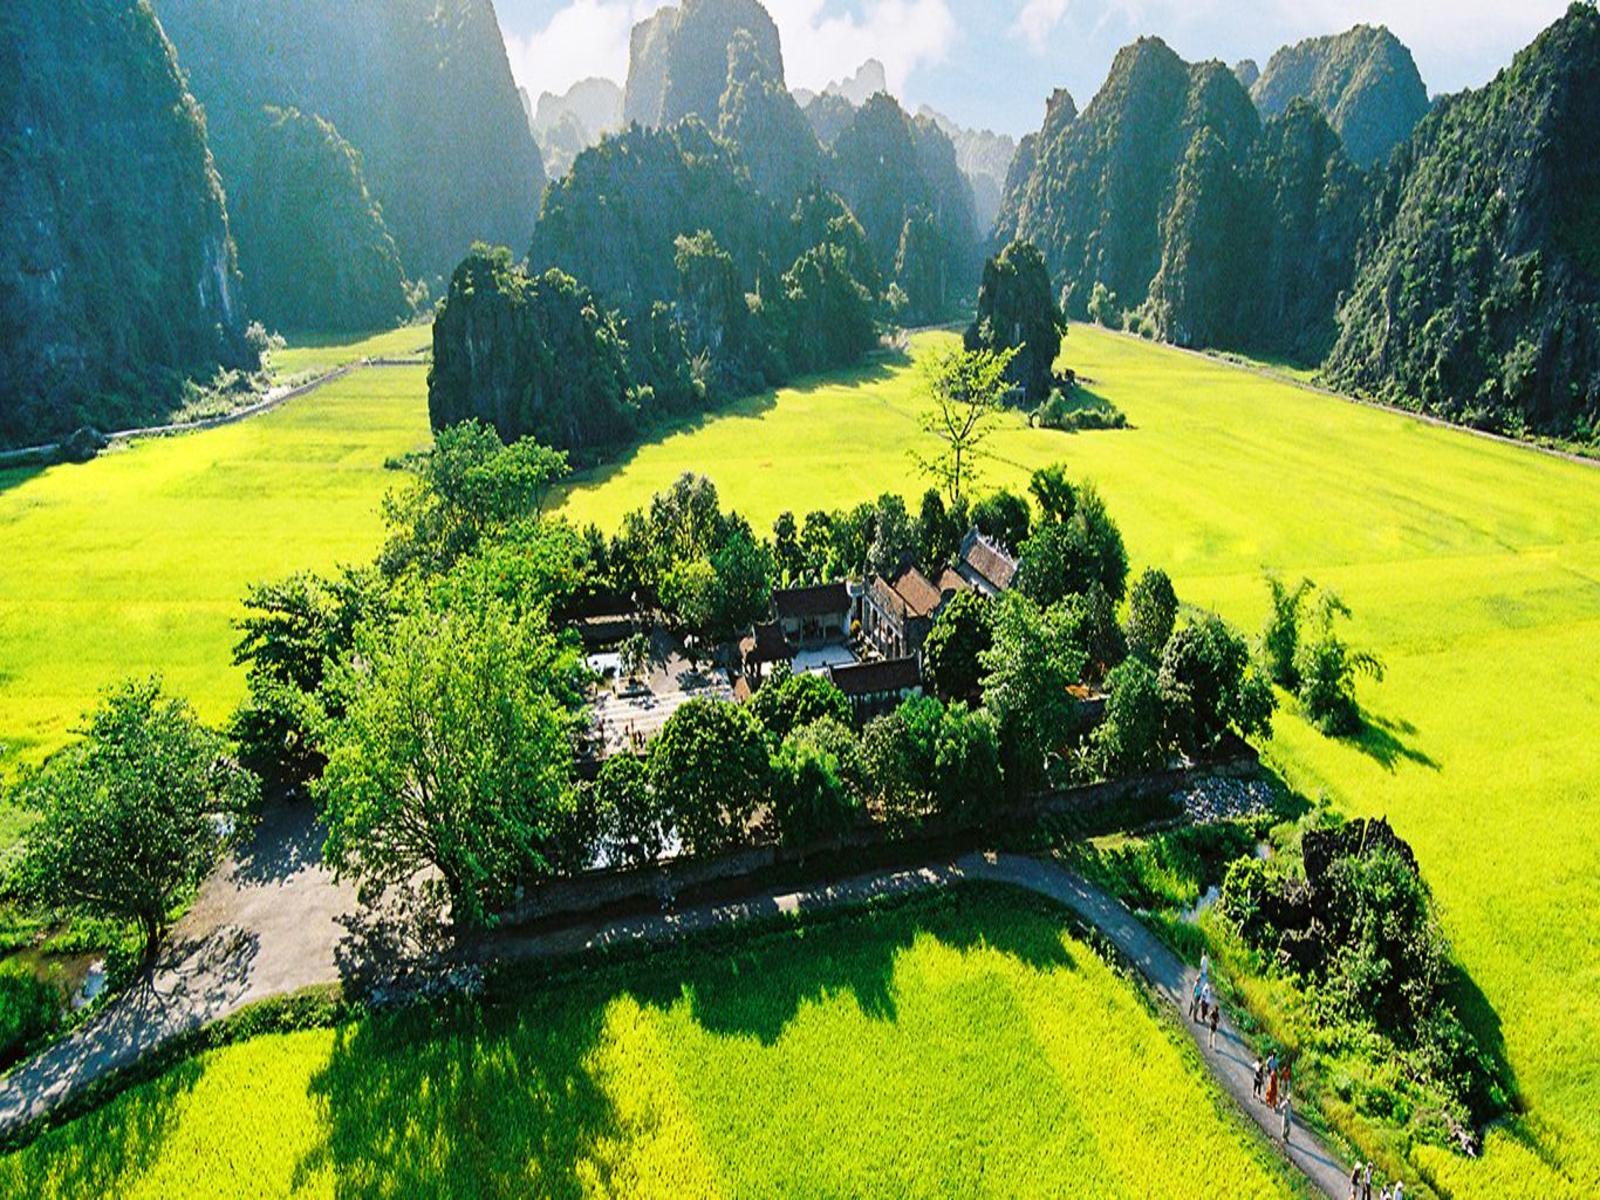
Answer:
xmin=774 ymin=582 xmax=852 ymax=620
xmin=890 ymin=565 xmax=943 ymax=618
xmin=937 ymin=567 xmax=971 ymax=596
xmin=829 ymin=657 xmax=922 ymax=697
xmin=740 ymin=620 xmax=794 ymax=664
xmin=960 ymin=528 xmax=1018 ymax=591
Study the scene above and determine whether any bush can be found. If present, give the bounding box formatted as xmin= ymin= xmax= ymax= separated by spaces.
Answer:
xmin=770 ymin=734 xmax=860 ymax=848
xmin=749 ymin=667 xmax=852 ymax=742
xmin=0 ymin=965 xmax=62 ymax=1069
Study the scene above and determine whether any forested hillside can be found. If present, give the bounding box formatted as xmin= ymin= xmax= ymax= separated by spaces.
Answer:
xmin=1001 ymin=8 xmax=1600 ymax=443
xmin=995 ymin=37 xmax=1260 ymax=327
xmin=1251 ymin=25 xmax=1430 ymax=168
xmin=537 ymin=0 xmax=976 ymax=327
xmin=156 ymin=0 xmax=544 ymax=291
xmin=1327 ymin=3 xmax=1600 ymax=439
xmin=0 ymin=0 xmax=255 ymax=447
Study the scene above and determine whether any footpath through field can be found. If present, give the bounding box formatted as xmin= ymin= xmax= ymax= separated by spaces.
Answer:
xmin=0 ymin=809 xmax=1346 ymax=1195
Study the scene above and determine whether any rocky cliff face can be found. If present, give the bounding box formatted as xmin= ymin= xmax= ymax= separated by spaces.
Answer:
xmin=221 ymin=107 xmax=412 ymax=334
xmin=995 ymin=38 xmax=1258 ymax=320
xmin=0 ymin=0 xmax=252 ymax=446
xmin=623 ymin=0 xmax=784 ymax=128
xmin=157 ymin=0 xmax=544 ymax=285
xmin=1326 ymin=3 xmax=1600 ymax=439
xmin=1252 ymin=25 xmax=1430 ymax=168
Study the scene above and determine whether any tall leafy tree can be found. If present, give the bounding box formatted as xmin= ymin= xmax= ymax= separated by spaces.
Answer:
xmin=1125 ymin=567 xmax=1179 ymax=663
xmin=922 ymin=590 xmax=996 ymax=704
xmin=980 ymin=592 xmax=1090 ymax=796
xmin=316 ymin=601 xmax=587 ymax=927
xmin=1159 ymin=613 xmax=1276 ymax=755
xmin=14 ymin=679 xmax=259 ymax=961
xmin=648 ymin=700 xmax=770 ymax=856
xmin=913 ymin=347 xmax=1017 ymax=503
xmin=1295 ymin=591 xmax=1385 ymax=735
xmin=380 ymin=420 xmax=570 ymax=580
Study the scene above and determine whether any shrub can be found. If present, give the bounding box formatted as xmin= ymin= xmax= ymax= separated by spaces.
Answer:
xmin=0 ymin=965 xmax=62 ymax=1069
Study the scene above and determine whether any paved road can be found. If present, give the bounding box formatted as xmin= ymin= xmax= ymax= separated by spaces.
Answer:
xmin=0 ymin=804 xmax=356 ymax=1137
xmin=0 ymin=820 xmax=1349 ymax=1195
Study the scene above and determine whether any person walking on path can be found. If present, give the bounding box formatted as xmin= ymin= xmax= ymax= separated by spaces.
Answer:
xmin=1362 ymin=1162 xmax=1373 ymax=1200
xmin=1200 ymin=949 xmax=1211 ymax=981
xmin=1281 ymin=1057 xmax=1294 ymax=1100
xmin=1265 ymin=1059 xmax=1280 ymax=1107
xmin=1281 ymin=1096 xmax=1293 ymax=1145
xmin=1350 ymin=1163 xmax=1363 ymax=1199
xmin=1392 ymin=1182 xmax=1403 ymax=1200
xmin=1190 ymin=976 xmax=1203 ymax=1022
xmin=1252 ymin=1057 xmax=1264 ymax=1101
xmin=1208 ymin=1002 xmax=1220 ymax=1050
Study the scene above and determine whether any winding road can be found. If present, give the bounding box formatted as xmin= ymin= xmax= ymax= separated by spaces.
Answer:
xmin=0 ymin=807 xmax=1348 ymax=1196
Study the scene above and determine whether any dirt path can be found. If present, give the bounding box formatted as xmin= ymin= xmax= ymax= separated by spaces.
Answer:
xmin=0 ymin=824 xmax=1349 ymax=1195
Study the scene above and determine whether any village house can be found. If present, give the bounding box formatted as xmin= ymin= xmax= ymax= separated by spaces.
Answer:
xmin=771 ymin=581 xmax=855 ymax=645
xmin=954 ymin=527 xmax=1019 ymax=597
xmin=828 ymin=656 xmax=923 ymax=720
xmin=861 ymin=563 xmax=950 ymax=660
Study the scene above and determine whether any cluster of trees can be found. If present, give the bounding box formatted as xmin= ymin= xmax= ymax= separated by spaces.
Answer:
xmin=999 ymin=8 xmax=1600 ymax=443
xmin=1221 ymin=818 xmax=1508 ymax=1135
xmin=1259 ymin=575 xmax=1384 ymax=735
xmin=433 ymin=211 xmax=875 ymax=458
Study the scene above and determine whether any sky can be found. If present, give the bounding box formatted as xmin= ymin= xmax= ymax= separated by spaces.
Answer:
xmin=496 ymin=0 xmax=1577 ymax=136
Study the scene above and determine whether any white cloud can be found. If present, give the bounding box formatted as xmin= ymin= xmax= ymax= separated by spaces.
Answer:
xmin=1012 ymin=0 xmax=1070 ymax=45
xmin=502 ymin=0 xmax=671 ymax=99
xmin=504 ymin=0 xmax=958 ymax=103
xmin=765 ymin=0 xmax=959 ymax=97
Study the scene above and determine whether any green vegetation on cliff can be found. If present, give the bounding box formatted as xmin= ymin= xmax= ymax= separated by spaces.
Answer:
xmin=218 ymin=106 xmax=412 ymax=334
xmin=156 ymin=0 xmax=544 ymax=285
xmin=1251 ymin=25 xmax=1430 ymax=168
xmin=1327 ymin=3 xmax=1600 ymax=441
xmin=0 ymin=0 xmax=254 ymax=447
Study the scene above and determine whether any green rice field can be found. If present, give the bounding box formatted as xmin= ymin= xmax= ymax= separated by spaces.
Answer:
xmin=0 ymin=887 xmax=1302 ymax=1199
xmin=0 ymin=360 xmax=432 ymax=772
xmin=561 ymin=326 xmax=1600 ymax=1197
xmin=3 ymin=325 xmax=1598 ymax=1195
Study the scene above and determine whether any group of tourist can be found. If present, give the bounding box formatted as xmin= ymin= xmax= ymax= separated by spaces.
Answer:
xmin=1349 ymin=1160 xmax=1404 ymax=1200
xmin=1188 ymin=953 xmax=1222 ymax=1051
xmin=1193 ymin=953 xmax=1409 ymax=1192
xmin=1249 ymin=1048 xmax=1296 ymax=1144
